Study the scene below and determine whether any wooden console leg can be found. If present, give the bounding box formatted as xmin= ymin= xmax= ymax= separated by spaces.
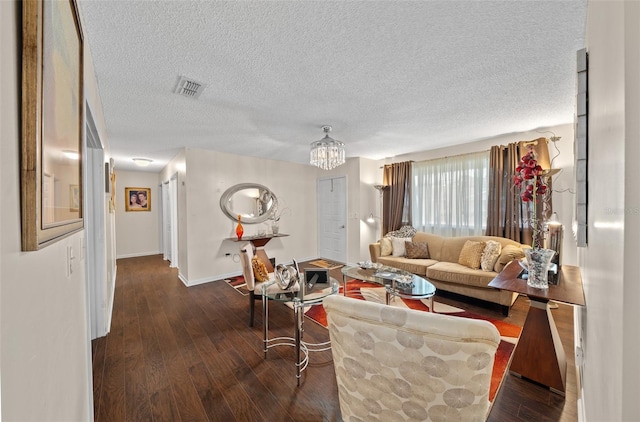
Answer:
xmin=509 ymin=299 xmax=567 ymax=395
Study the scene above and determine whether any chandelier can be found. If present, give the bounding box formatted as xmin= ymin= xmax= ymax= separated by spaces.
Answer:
xmin=310 ymin=125 xmax=345 ymax=170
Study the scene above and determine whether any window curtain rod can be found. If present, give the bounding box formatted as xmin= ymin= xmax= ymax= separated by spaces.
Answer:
xmin=378 ymin=160 xmax=414 ymax=169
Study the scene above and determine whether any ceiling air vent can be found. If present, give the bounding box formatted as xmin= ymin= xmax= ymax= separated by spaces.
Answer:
xmin=174 ymin=76 xmax=206 ymax=99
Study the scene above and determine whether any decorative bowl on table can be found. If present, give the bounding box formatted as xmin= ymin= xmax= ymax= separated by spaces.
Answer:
xmin=394 ymin=274 xmax=415 ymax=288
xmin=357 ymin=260 xmax=380 ymax=270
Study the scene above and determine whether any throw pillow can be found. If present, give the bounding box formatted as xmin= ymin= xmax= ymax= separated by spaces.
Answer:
xmin=385 ymin=226 xmax=418 ymax=239
xmin=251 ymin=256 xmax=269 ymax=282
xmin=480 ymin=240 xmax=502 ymax=272
xmin=390 ymin=237 xmax=413 ymax=257
xmin=380 ymin=237 xmax=393 ymax=256
xmin=405 ymin=241 xmax=430 ymax=259
xmin=494 ymin=245 xmax=526 ymax=272
xmin=458 ymin=240 xmax=487 ymax=270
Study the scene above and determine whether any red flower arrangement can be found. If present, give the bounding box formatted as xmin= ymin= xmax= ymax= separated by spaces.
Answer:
xmin=513 ymin=146 xmax=548 ymax=201
xmin=514 ymin=145 xmax=548 ymax=247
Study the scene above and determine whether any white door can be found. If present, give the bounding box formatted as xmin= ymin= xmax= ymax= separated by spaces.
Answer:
xmin=162 ymin=181 xmax=171 ymax=261
xmin=317 ymin=176 xmax=347 ymax=263
xmin=169 ymin=174 xmax=179 ymax=268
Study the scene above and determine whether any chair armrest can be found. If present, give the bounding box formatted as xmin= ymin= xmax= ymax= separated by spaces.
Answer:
xmin=369 ymin=243 xmax=381 ymax=263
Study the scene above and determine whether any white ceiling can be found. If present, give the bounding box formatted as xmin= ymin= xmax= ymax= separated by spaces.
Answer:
xmin=77 ymin=0 xmax=587 ymax=172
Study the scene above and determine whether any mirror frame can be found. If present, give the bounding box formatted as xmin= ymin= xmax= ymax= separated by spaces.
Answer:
xmin=219 ymin=183 xmax=277 ymax=224
xmin=21 ymin=0 xmax=85 ymax=250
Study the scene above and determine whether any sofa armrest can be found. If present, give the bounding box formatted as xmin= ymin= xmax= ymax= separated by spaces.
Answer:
xmin=369 ymin=243 xmax=381 ymax=263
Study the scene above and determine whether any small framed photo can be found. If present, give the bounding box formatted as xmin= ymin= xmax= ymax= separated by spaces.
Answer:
xmin=125 ymin=187 xmax=151 ymax=212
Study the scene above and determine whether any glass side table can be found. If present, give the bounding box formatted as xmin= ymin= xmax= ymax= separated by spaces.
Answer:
xmin=261 ymin=275 xmax=339 ymax=385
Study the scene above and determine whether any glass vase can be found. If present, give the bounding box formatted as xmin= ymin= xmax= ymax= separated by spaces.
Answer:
xmin=271 ymin=221 xmax=279 ymax=235
xmin=524 ymin=248 xmax=555 ymax=289
xmin=235 ymin=215 xmax=244 ymax=240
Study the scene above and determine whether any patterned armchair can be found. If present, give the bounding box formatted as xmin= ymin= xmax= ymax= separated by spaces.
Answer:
xmin=323 ymin=295 xmax=500 ymax=421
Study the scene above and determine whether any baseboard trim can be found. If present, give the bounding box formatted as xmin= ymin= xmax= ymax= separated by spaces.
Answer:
xmin=116 ymin=251 xmax=161 ymax=259
xmin=105 ymin=265 xmax=117 ymax=335
xmin=574 ymin=305 xmax=586 ymax=422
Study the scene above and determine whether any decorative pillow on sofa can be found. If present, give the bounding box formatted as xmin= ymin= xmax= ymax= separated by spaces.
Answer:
xmin=380 ymin=237 xmax=393 ymax=256
xmin=494 ymin=245 xmax=526 ymax=272
xmin=251 ymin=256 xmax=269 ymax=282
xmin=480 ymin=240 xmax=502 ymax=272
xmin=405 ymin=241 xmax=430 ymax=259
xmin=458 ymin=240 xmax=487 ymax=270
xmin=385 ymin=226 xmax=418 ymax=239
xmin=391 ymin=237 xmax=413 ymax=257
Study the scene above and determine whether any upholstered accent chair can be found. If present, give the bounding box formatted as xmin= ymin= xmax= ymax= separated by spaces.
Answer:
xmin=323 ymin=295 xmax=501 ymax=421
xmin=239 ymin=242 xmax=298 ymax=326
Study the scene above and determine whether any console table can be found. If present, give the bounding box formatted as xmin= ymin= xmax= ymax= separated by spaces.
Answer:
xmin=227 ymin=234 xmax=288 ymax=272
xmin=489 ymin=260 xmax=585 ymax=395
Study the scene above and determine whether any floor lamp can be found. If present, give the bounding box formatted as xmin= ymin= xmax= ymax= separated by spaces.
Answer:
xmin=373 ymin=184 xmax=388 ymax=239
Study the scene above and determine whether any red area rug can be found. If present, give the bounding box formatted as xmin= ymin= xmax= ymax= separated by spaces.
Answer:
xmin=225 ymin=276 xmax=520 ymax=402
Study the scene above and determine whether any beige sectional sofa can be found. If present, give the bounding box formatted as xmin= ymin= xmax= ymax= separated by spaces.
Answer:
xmin=369 ymin=231 xmax=528 ymax=315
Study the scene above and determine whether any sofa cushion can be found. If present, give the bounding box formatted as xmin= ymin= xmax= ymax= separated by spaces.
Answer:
xmin=458 ymin=240 xmax=486 ymax=270
xmin=426 ymin=262 xmax=498 ymax=289
xmin=380 ymin=237 xmax=393 ymax=256
xmin=480 ymin=240 xmax=502 ymax=272
xmin=405 ymin=241 xmax=430 ymax=259
xmin=390 ymin=237 xmax=412 ymax=257
xmin=494 ymin=245 xmax=526 ymax=272
xmin=376 ymin=256 xmax=437 ymax=276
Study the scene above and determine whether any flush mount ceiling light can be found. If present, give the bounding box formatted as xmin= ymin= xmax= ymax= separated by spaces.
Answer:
xmin=310 ymin=125 xmax=345 ymax=170
xmin=132 ymin=158 xmax=153 ymax=167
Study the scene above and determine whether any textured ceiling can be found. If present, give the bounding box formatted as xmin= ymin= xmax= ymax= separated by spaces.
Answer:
xmin=77 ymin=1 xmax=587 ymax=172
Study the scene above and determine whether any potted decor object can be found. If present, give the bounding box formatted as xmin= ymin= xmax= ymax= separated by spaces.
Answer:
xmin=514 ymin=146 xmax=555 ymax=289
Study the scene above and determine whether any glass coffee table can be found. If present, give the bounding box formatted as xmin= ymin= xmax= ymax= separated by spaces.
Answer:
xmin=341 ymin=265 xmax=437 ymax=311
xmin=261 ymin=276 xmax=340 ymax=385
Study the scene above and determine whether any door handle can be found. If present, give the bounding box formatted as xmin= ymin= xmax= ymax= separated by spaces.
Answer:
xmin=339 ymin=225 xmax=345 ymax=229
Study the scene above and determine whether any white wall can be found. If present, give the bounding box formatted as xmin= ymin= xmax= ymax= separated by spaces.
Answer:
xmin=177 ymin=148 xmax=320 ymax=284
xmin=580 ymin=1 xmax=640 ymax=420
xmin=82 ymin=15 xmax=117 ymax=312
xmin=114 ymin=170 xmax=161 ymax=258
xmin=358 ymin=157 xmax=384 ymax=259
xmin=1 ymin=1 xmax=91 ymax=420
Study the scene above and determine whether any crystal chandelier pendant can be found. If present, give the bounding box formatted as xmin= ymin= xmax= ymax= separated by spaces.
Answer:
xmin=310 ymin=125 xmax=346 ymax=170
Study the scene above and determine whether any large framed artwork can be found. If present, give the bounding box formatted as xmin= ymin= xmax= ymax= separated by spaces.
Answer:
xmin=575 ymin=48 xmax=588 ymax=247
xmin=125 ymin=187 xmax=151 ymax=212
xmin=21 ymin=0 xmax=84 ymax=250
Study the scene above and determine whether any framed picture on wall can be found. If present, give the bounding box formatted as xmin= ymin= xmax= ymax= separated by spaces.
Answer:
xmin=21 ymin=0 xmax=84 ymax=250
xmin=125 ymin=187 xmax=151 ymax=212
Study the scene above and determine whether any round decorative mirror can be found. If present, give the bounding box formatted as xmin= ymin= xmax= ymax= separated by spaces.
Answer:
xmin=219 ymin=183 xmax=277 ymax=224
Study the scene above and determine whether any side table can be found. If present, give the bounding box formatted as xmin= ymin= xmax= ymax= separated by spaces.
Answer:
xmin=489 ymin=260 xmax=585 ymax=395
xmin=261 ymin=276 xmax=339 ymax=385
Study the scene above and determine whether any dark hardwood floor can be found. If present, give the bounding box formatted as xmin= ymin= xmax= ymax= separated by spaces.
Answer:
xmin=92 ymin=255 xmax=578 ymax=421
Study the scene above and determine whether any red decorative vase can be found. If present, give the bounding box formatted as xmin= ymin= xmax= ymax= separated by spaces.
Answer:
xmin=236 ymin=215 xmax=244 ymax=240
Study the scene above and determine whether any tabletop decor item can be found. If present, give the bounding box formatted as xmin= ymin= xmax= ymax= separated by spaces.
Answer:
xmin=274 ymin=262 xmax=299 ymax=290
xmin=269 ymin=200 xmax=290 ymax=235
xmin=514 ymin=145 xmax=555 ymax=289
xmin=236 ymin=214 xmax=244 ymax=240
